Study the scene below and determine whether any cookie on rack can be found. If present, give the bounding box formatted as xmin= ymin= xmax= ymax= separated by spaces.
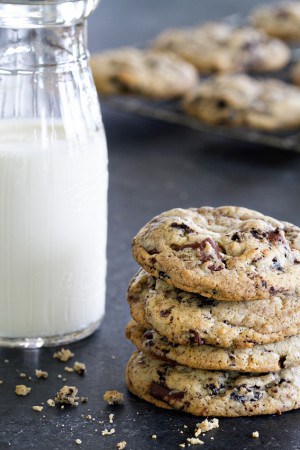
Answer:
xmin=127 ymin=269 xmax=300 ymax=348
xmin=291 ymin=62 xmax=300 ymax=86
xmin=153 ymin=22 xmax=290 ymax=73
xmin=251 ymin=2 xmax=300 ymax=41
xmin=131 ymin=206 xmax=300 ymax=301
xmin=90 ymin=48 xmax=198 ymax=99
xmin=183 ymin=74 xmax=300 ymax=130
xmin=126 ymin=351 xmax=300 ymax=417
xmin=126 ymin=320 xmax=300 ymax=373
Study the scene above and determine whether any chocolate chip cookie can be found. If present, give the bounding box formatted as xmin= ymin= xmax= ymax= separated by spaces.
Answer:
xmin=90 ymin=48 xmax=198 ymax=99
xmin=126 ymin=320 xmax=300 ymax=373
xmin=131 ymin=206 xmax=300 ymax=301
xmin=251 ymin=3 xmax=300 ymax=41
xmin=127 ymin=269 xmax=300 ymax=348
xmin=182 ymin=74 xmax=300 ymax=131
xmin=126 ymin=351 xmax=300 ymax=416
xmin=291 ymin=62 xmax=300 ymax=86
xmin=153 ymin=22 xmax=290 ymax=73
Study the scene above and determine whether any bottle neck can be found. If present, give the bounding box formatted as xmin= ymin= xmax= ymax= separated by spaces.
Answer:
xmin=0 ymin=22 xmax=88 ymax=72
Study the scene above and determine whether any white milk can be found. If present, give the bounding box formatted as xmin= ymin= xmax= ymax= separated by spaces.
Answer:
xmin=0 ymin=120 xmax=108 ymax=339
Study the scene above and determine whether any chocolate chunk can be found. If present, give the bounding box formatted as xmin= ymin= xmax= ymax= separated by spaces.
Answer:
xmin=230 ymin=385 xmax=263 ymax=403
xmin=143 ymin=330 xmax=154 ymax=340
xmin=158 ymin=271 xmax=170 ymax=280
xmin=272 ymin=257 xmax=284 ymax=272
xmin=216 ymin=99 xmax=228 ymax=109
xmin=267 ymin=228 xmax=286 ymax=245
xmin=250 ymin=229 xmax=264 ymax=240
xmin=150 ymin=382 xmax=184 ymax=404
xmin=148 ymin=248 xmax=159 ymax=255
xmin=208 ymin=263 xmax=223 ymax=272
xmin=279 ymin=355 xmax=287 ymax=369
xmin=231 ymin=232 xmax=241 ymax=242
xmin=170 ymin=222 xmax=194 ymax=235
xmin=207 ymin=383 xmax=223 ymax=396
xmin=160 ymin=307 xmax=173 ymax=318
xmin=189 ymin=330 xmax=204 ymax=346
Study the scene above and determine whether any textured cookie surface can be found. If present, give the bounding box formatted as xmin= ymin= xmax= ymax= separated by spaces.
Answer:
xmin=90 ymin=48 xmax=198 ymax=99
xmin=251 ymin=2 xmax=300 ymax=41
xmin=154 ymin=22 xmax=290 ymax=73
xmin=127 ymin=270 xmax=300 ymax=348
xmin=183 ymin=74 xmax=300 ymax=131
xmin=126 ymin=320 xmax=300 ymax=373
xmin=132 ymin=206 xmax=300 ymax=301
xmin=126 ymin=351 xmax=300 ymax=417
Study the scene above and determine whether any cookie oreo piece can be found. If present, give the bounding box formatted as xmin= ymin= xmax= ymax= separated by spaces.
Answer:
xmin=131 ymin=206 xmax=300 ymax=301
xmin=126 ymin=351 xmax=300 ymax=417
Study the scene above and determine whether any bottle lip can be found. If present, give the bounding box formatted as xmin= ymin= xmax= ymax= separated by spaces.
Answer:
xmin=0 ymin=0 xmax=100 ymax=28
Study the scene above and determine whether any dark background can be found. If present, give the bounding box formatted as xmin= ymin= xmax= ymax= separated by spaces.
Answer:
xmin=1 ymin=0 xmax=300 ymax=449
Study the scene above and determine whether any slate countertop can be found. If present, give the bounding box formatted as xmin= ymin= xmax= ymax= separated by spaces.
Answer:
xmin=1 ymin=0 xmax=300 ymax=449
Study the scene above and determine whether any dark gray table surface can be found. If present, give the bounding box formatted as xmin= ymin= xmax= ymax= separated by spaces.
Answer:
xmin=1 ymin=1 xmax=300 ymax=449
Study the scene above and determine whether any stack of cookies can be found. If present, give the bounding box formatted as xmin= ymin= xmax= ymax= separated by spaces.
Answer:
xmin=125 ymin=206 xmax=300 ymax=416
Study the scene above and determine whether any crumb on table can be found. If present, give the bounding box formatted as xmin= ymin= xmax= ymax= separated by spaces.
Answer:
xmin=15 ymin=385 xmax=31 ymax=396
xmin=73 ymin=361 xmax=86 ymax=375
xmin=47 ymin=399 xmax=55 ymax=407
xmin=195 ymin=418 xmax=219 ymax=437
xmin=117 ymin=442 xmax=126 ymax=449
xmin=103 ymin=390 xmax=124 ymax=405
xmin=53 ymin=348 xmax=74 ymax=362
xmin=54 ymin=385 xmax=79 ymax=406
xmin=32 ymin=405 xmax=43 ymax=412
xmin=101 ymin=428 xmax=115 ymax=436
xmin=35 ymin=369 xmax=48 ymax=379
xmin=75 ymin=439 xmax=82 ymax=445
xmin=252 ymin=431 xmax=260 ymax=439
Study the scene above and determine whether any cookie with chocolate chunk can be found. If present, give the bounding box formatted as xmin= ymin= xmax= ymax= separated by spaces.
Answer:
xmin=251 ymin=2 xmax=300 ymax=41
xmin=131 ymin=206 xmax=300 ymax=301
xmin=183 ymin=74 xmax=300 ymax=131
xmin=90 ymin=48 xmax=198 ymax=99
xmin=127 ymin=270 xmax=300 ymax=348
xmin=126 ymin=320 xmax=300 ymax=372
xmin=126 ymin=351 xmax=300 ymax=416
xmin=291 ymin=61 xmax=300 ymax=86
xmin=153 ymin=22 xmax=290 ymax=73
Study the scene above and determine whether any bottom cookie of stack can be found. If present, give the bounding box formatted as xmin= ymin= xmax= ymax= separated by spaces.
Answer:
xmin=126 ymin=350 xmax=300 ymax=417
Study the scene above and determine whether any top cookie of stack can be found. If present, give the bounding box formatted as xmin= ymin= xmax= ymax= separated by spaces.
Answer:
xmin=132 ymin=206 xmax=300 ymax=301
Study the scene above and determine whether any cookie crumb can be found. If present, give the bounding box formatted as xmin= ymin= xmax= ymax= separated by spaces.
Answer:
xmin=19 ymin=372 xmax=27 ymax=378
xmin=64 ymin=366 xmax=74 ymax=373
xmin=103 ymin=390 xmax=124 ymax=405
xmin=73 ymin=361 xmax=86 ymax=376
xmin=252 ymin=431 xmax=259 ymax=439
xmin=85 ymin=415 xmax=92 ymax=420
xmin=152 ymin=435 xmax=157 ymax=439
xmin=109 ymin=413 xmax=114 ymax=424
xmin=187 ymin=438 xmax=204 ymax=445
xmin=4 ymin=359 xmax=9 ymax=363
xmin=47 ymin=399 xmax=55 ymax=407
xmin=53 ymin=348 xmax=74 ymax=362
xmin=101 ymin=428 xmax=115 ymax=436
xmin=179 ymin=445 xmax=185 ymax=449
xmin=75 ymin=439 xmax=82 ymax=445
xmin=0 ymin=380 xmax=3 ymax=384
xmin=195 ymin=418 xmax=219 ymax=437
xmin=81 ymin=397 xmax=88 ymax=403
xmin=15 ymin=385 xmax=31 ymax=396
xmin=54 ymin=385 xmax=79 ymax=406
xmin=32 ymin=405 xmax=43 ymax=412
xmin=117 ymin=442 xmax=126 ymax=449
xmin=35 ymin=369 xmax=48 ymax=379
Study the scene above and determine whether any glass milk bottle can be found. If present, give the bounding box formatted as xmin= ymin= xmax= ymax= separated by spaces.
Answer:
xmin=0 ymin=0 xmax=108 ymax=347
